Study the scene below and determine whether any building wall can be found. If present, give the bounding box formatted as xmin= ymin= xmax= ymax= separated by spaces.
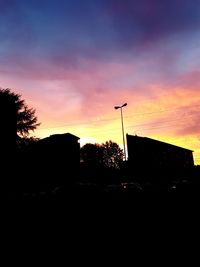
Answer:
xmin=0 ymin=97 xmax=17 ymax=153
xmin=126 ymin=134 xmax=194 ymax=180
xmin=22 ymin=134 xmax=80 ymax=189
xmin=0 ymin=94 xmax=17 ymax=191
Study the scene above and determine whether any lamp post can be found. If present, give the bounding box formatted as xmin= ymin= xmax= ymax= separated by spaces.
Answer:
xmin=114 ymin=103 xmax=127 ymax=161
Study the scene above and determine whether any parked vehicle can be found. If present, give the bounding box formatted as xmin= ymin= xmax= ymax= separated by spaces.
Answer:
xmin=121 ymin=182 xmax=143 ymax=192
xmin=105 ymin=184 xmax=122 ymax=192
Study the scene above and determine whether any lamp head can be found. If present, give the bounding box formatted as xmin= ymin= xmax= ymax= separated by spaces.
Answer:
xmin=114 ymin=106 xmax=120 ymax=109
xmin=122 ymin=103 xmax=127 ymax=107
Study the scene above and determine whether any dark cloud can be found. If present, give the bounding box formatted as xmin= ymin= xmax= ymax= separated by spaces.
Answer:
xmin=0 ymin=0 xmax=17 ymax=13
xmin=2 ymin=0 xmax=200 ymax=51
xmin=105 ymin=0 xmax=200 ymax=47
xmin=1 ymin=0 xmax=200 ymax=77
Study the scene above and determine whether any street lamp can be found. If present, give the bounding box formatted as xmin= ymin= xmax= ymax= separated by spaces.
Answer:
xmin=114 ymin=103 xmax=127 ymax=161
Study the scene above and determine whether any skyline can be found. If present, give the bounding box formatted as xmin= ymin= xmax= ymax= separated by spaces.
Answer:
xmin=0 ymin=0 xmax=200 ymax=164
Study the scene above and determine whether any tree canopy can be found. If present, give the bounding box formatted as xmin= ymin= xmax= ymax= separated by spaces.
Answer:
xmin=0 ymin=88 xmax=40 ymax=138
xmin=81 ymin=140 xmax=124 ymax=169
xmin=101 ymin=140 xmax=124 ymax=169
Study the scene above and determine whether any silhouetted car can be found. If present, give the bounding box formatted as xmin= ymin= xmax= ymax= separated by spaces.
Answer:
xmin=121 ymin=182 xmax=143 ymax=192
xmin=105 ymin=182 xmax=142 ymax=193
xmin=72 ymin=182 xmax=100 ymax=192
xmin=105 ymin=184 xmax=122 ymax=192
xmin=142 ymin=182 xmax=172 ymax=192
xmin=170 ymin=179 xmax=199 ymax=193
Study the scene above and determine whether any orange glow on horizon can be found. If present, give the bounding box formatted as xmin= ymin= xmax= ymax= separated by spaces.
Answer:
xmin=1 ymin=57 xmax=200 ymax=165
xmin=33 ymin=86 xmax=200 ymax=165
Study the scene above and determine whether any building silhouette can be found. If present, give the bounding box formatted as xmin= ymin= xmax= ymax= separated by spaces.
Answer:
xmin=0 ymin=92 xmax=17 ymax=154
xmin=126 ymin=134 xmax=194 ymax=182
xmin=0 ymin=92 xmax=17 ymax=191
xmin=21 ymin=133 xmax=80 ymax=193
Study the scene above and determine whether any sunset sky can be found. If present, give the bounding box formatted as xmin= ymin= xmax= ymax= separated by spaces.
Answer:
xmin=1 ymin=0 xmax=200 ymax=164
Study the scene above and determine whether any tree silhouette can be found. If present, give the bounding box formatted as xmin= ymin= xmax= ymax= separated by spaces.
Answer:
xmin=101 ymin=140 xmax=124 ymax=169
xmin=16 ymin=136 xmax=40 ymax=150
xmin=81 ymin=143 xmax=103 ymax=166
xmin=81 ymin=140 xmax=124 ymax=169
xmin=0 ymin=88 xmax=40 ymax=138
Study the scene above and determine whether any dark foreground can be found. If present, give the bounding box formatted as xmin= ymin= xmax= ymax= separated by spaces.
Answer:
xmin=5 ymin=180 xmax=200 ymax=219
xmin=4 ymin=180 xmax=200 ymax=264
